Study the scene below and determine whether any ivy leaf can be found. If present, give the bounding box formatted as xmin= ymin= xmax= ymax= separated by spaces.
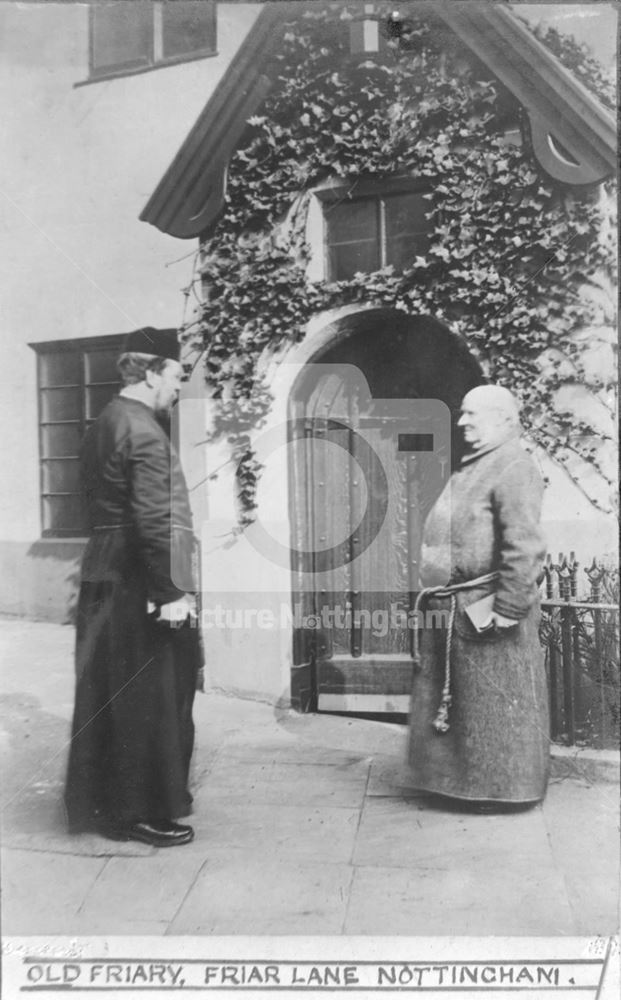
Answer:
xmin=197 ymin=7 xmax=614 ymax=528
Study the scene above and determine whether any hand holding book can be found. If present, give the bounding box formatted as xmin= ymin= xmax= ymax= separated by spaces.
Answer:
xmin=464 ymin=594 xmax=518 ymax=633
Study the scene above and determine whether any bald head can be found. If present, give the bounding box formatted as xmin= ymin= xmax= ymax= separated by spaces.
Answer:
xmin=463 ymin=385 xmax=520 ymax=420
xmin=458 ymin=385 xmax=520 ymax=451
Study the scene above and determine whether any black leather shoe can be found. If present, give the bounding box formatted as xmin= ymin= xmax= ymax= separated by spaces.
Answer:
xmin=150 ymin=820 xmax=196 ymax=836
xmin=108 ymin=820 xmax=194 ymax=847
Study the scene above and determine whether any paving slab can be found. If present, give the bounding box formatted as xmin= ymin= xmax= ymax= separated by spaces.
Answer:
xmin=542 ymin=778 xmax=620 ymax=935
xmin=278 ymin=710 xmax=408 ymax=758
xmin=221 ymin=742 xmax=370 ymax=767
xmin=201 ymin=759 xmax=371 ymax=808
xmin=3 ymin=829 xmax=156 ymax=858
xmin=1 ymin=848 xmax=106 ymax=935
xmin=76 ymin=854 xmax=208 ymax=928
xmin=194 ymin=691 xmax=289 ymax=739
xmin=344 ymin=860 xmax=576 ymax=936
xmin=169 ymin=857 xmax=353 ymax=935
xmin=0 ymin=691 xmax=71 ymax=832
xmin=178 ymin=801 xmax=362 ymax=864
xmin=352 ymin=796 xmax=553 ymax=870
xmin=367 ymin=753 xmax=425 ymax=798
xmin=72 ymin=919 xmax=172 ymax=935
xmin=0 ymin=621 xmax=75 ymax=719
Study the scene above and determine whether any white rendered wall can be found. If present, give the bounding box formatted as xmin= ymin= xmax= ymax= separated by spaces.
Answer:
xmin=0 ymin=2 xmax=260 ymax=541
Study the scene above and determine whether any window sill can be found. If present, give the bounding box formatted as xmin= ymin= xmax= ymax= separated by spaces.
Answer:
xmin=75 ymin=49 xmax=218 ymax=87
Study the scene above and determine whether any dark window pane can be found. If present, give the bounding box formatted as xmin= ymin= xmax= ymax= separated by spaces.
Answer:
xmin=42 ymin=495 xmax=87 ymax=535
xmin=42 ymin=424 xmax=82 ymax=459
xmin=162 ymin=1 xmax=216 ymax=59
xmin=327 ymin=199 xmax=378 ymax=245
xmin=85 ymin=349 xmax=121 ymax=384
xmin=42 ymin=460 xmax=81 ymax=495
xmin=385 ymin=192 xmax=431 ymax=270
xmin=41 ymin=387 xmax=81 ymax=422
xmin=386 ymin=232 xmax=431 ymax=269
xmin=329 ymin=241 xmax=380 ymax=281
xmin=39 ymin=352 xmax=80 ymax=388
xmin=326 ymin=198 xmax=380 ymax=279
xmin=86 ymin=384 xmax=118 ymax=420
xmin=384 ymin=192 xmax=428 ymax=239
xmin=92 ymin=3 xmax=151 ymax=73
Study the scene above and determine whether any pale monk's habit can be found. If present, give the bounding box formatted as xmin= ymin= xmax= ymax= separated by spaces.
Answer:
xmin=408 ymin=434 xmax=550 ymax=805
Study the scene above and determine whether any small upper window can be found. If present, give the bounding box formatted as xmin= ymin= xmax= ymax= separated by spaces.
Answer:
xmin=89 ymin=1 xmax=217 ymax=81
xmin=161 ymin=1 xmax=215 ymax=60
xmin=91 ymin=3 xmax=152 ymax=75
xmin=324 ymin=188 xmax=431 ymax=282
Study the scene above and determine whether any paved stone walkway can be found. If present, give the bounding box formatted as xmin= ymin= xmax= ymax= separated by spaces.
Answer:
xmin=1 ymin=619 xmax=619 ymax=937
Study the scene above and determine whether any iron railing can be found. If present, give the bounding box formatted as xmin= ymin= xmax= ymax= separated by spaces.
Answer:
xmin=540 ymin=553 xmax=619 ymax=749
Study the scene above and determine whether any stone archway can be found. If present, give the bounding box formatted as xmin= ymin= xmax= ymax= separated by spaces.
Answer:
xmin=288 ymin=308 xmax=485 ymax=713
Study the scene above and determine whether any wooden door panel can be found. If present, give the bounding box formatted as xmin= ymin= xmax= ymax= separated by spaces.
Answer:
xmin=308 ymin=385 xmax=419 ymax=709
xmin=355 ymin=420 xmax=411 ymax=658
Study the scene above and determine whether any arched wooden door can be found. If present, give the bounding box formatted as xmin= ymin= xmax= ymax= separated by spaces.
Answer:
xmin=289 ymin=309 xmax=484 ymax=714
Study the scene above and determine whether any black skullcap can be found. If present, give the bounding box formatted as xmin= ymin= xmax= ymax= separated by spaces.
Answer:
xmin=123 ymin=327 xmax=180 ymax=361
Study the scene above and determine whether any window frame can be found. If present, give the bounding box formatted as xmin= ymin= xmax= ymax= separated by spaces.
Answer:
xmin=316 ymin=176 xmax=432 ymax=283
xmin=89 ymin=1 xmax=153 ymax=79
xmin=85 ymin=1 xmax=218 ymax=85
xmin=30 ymin=335 xmax=125 ymax=539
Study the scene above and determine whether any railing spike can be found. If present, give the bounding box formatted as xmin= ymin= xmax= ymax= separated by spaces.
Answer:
xmin=541 ymin=551 xmax=619 ymax=748
xmin=542 ymin=554 xmax=555 ymax=598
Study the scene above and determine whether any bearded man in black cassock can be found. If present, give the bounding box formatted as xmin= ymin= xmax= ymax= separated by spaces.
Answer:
xmin=64 ymin=328 xmax=202 ymax=847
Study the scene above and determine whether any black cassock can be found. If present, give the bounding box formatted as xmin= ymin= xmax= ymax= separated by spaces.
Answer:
xmin=64 ymin=396 xmax=202 ymax=833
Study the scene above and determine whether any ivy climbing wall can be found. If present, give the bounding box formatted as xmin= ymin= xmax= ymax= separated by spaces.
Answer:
xmin=185 ymin=4 xmax=617 ymax=530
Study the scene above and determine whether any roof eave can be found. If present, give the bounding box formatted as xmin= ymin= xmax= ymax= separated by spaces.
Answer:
xmin=141 ymin=1 xmax=616 ymax=240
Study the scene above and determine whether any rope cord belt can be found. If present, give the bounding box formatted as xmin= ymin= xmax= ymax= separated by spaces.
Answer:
xmin=412 ymin=571 xmax=499 ymax=734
